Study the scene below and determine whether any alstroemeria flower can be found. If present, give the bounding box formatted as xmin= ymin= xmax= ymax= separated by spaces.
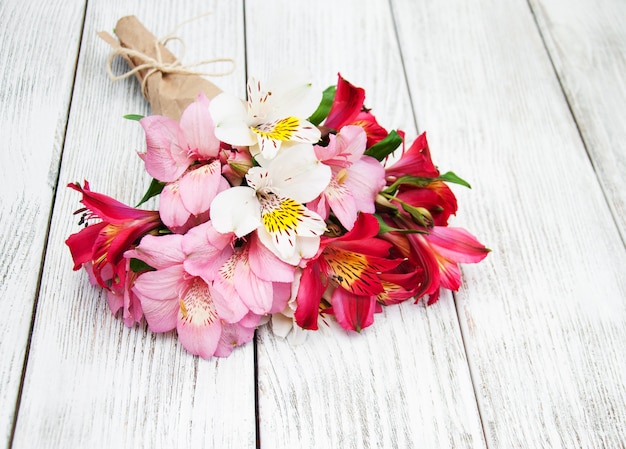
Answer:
xmin=385 ymin=132 xmax=439 ymax=179
xmin=210 ymin=143 xmax=331 ymax=265
xmin=324 ymin=74 xmax=388 ymax=147
xmin=295 ymin=213 xmax=402 ymax=331
xmin=127 ymin=233 xmax=261 ymax=359
xmin=65 ymin=181 xmax=162 ymax=291
xmin=182 ymin=222 xmax=295 ymax=320
xmin=310 ymin=126 xmax=386 ymax=230
xmin=139 ymin=93 xmax=230 ymax=233
xmin=209 ymin=70 xmax=322 ymax=159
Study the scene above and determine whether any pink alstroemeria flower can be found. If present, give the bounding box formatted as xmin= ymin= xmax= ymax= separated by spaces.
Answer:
xmin=295 ymin=213 xmax=402 ymax=332
xmin=139 ymin=93 xmax=233 ymax=233
xmin=182 ymin=221 xmax=294 ymax=321
xmin=127 ymin=232 xmax=261 ymax=359
xmin=310 ymin=126 xmax=386 ymax=230
xmin=65 ymin=181 xmax=161 ymax=325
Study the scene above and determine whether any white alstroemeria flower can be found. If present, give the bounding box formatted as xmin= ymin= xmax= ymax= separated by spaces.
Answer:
xmin=210 ymin=143 xmax=331 ymax=265
xmin=209 ymin=70 xmax=322 ymax=159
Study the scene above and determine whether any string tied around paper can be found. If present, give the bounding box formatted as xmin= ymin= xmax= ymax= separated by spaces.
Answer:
xmin=105 ymin=18 xmax=236 ymax=97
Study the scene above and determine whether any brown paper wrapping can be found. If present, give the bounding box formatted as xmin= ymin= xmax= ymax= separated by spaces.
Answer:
xmin=98 ymin=15 xmax=223 ymax=120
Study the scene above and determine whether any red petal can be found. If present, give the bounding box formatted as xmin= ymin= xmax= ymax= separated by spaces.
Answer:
xmin=68 ymin=182 xmax=159 ymax=224
xmin=294 ymin=264 xmax=326 ymax=330
xmin=325 ymin=74 xmax=365 ymax=130
xmin=65 ymin=222 xmax=106 ymax=270
xmin=331 ymin=288 xmax=376 ymax=332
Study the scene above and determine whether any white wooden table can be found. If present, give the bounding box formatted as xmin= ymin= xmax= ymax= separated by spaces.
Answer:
xmin=1 ymin=0 xmax=625 ymax=447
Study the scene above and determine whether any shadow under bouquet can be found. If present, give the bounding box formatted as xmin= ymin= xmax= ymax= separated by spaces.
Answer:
xmin=66 ymin=17 xmax=489 ymax=359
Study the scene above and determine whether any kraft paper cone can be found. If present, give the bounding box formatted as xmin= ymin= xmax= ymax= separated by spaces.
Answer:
xmin=98 ymin=15 xmax=223 ymax=120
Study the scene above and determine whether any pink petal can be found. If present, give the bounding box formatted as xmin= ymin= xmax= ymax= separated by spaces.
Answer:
xmin=140 ymin=116 xmax=192 ymax=182
xmin=248 ymin=233 xmax=296 ymax=283
xmin=331 ymin=288 xmax=376 ymax=332
xmin=125 ymin=234 xmax=185 ymax=269
xmin=178 ymin=161 xmax=224 ymax=215
xmin=182 ymin=221 xmax=234 ymax=282
xmin=213 ymin=257 xmax=251 ymax=323
xmin=426 ymin=227 xmax=490 ymax=264
xmin=179 ymin=93 xmax=220 ymax=159
xmin=133 ymin=265 xmax=186 ymax=304
xmin=234 ymin=258 xmax=274 ymax=314
xmin=325 ymin=180 xmax=358 ymax=230
xmin=214 ymin=322 xmax=257 ymax=358
xmin=159 ymin=182 xmax=192 ymax=232
xmin=343 ymin=156 xmax=386 ymax=213
xmin=269 ymin=282 xmax=291 ymax=314
xmin=176 ymin=279 xmax=223 ymax=359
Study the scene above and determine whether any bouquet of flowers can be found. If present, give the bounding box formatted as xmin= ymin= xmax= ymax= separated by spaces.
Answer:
xmin=66 ymin=17 xmax=488 ymax=359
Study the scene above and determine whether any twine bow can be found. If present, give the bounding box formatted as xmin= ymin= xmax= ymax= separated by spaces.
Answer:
xmin=104 ymin=14 xmax=236 ymax=97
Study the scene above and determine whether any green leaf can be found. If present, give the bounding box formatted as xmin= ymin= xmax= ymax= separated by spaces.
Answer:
xmin=129 ymin=258 xmax=154 ymax=273
xmin=308 ymin=85 xmax=337 ymax=126
xmin=123 ymin=114 xmax=144 ymax=121
xmin=364 ymin=130 xmax=403 ymax=161
xmin=438 ymin=171 xmax=471 ymax=188
xmin=136 ymin=178 xmax=165 ymax=207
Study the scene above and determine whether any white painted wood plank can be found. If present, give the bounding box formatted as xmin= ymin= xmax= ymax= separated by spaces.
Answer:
xmin=12 ymin=1 xmax=255 ymax=448
xmin=530 ymin=0 xmax=626 ymax=243
xmin=245 ymin=1 xmax=487 ymax=447
xmin=392 ymin=0 xmax=626 ymax=447
xmin=0 ymin=0 xmax=86 ymax=446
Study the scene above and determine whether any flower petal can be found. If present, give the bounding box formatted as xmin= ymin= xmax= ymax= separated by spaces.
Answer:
xmin=210 ymin=186 xmax=262 ymax=237
xmin=262 ymin=143 xmax=331 ymax=203
xmin=248 ymin=233 xmax=295 ymax=283
xmin=294 ymin=263 xmax=325 ymax=330
xmin=140 ymin=116 xmax=191 ymax=182
xmin=263 ymin=69 xmax=322 ymax=120
xmin=214 ymin=322 xmax=257 ymax=358
xmin=125 ymin=233 xmax=185 ymax=269
xmin=178 ymin=161 xmax=225 ymax=215
xmin=426 ymin=227 xmax=490 ymax=264
xmin=209 ymin=92 xmax=257 ymax=147
xmin=179 ymin=92 xmax=220 ymax=159
xmin=177 ymin=278 xmax=223 ymax=359
xmin=159 ymin=182 xmax=192 ymax=232
xmin=331 ymin=288 xmax=376 ymax=332
xmin=182 ymin=221 xmax=234 ymax=282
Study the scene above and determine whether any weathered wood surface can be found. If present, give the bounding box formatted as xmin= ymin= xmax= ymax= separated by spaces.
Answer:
xmin=0 ymin=0 xmax=86 ymax=446
xmin=391 ymin=0 xmax=626 ymax=447
xmin=2 ymin=0 xmax=625 ymax=448
xmin=10 ymin=1 xmax=254 ymax=449
xmin=529 ymin=0 xmax=626 ymax=243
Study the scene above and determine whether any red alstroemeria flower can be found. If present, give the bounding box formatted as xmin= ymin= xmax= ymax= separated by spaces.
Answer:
xmin=385 ymin=132 xmax=439 ymax=179
xmin=383 ymin=218 xmax=489 ymax=304
xmin=324 ymin=74 xmax=388 ymax=147
xmin=395 ymin=180 xmax=458 ymax=227
xmin=295 ymin=213 xmax=402 ymax=332
xmin=65 ymin=181 xmax=162 ymax=290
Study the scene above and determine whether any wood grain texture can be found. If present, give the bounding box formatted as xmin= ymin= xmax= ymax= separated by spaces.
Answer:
xmin=0 ymin=0 xmax=86 ymax=446
xmin=11 ymin=1 xmax=255 ymax=448
xmin=245 ymin=1 xmax=487 ymax=447
xmin=391 ymin=0 xmax=626 ymax=447
xmin=529 ymin=0 xmax=626 ymax=243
